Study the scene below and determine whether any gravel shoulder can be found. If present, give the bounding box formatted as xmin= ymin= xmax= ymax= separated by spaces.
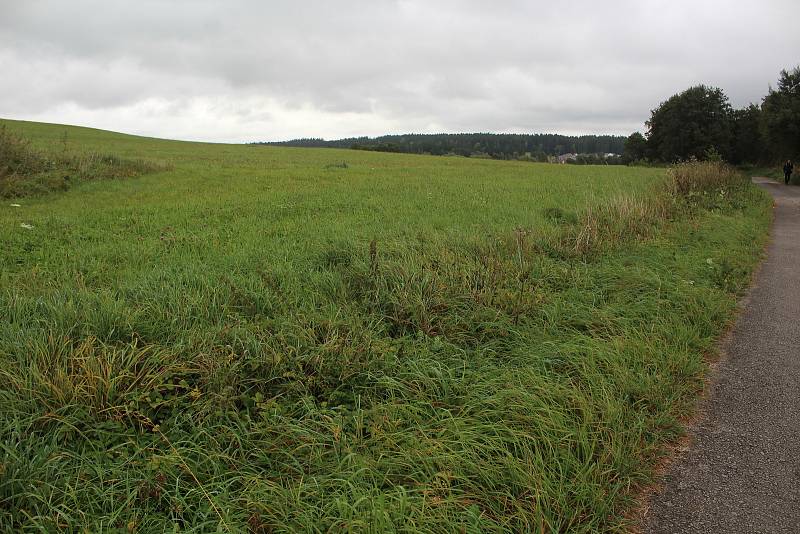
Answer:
xmin=643 ymin=178 xmax=800 ymax=533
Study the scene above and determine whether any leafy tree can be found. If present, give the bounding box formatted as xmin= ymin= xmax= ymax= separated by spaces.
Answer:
xmin=730 ymin=104 xmax=766 ymax=165
xmin=761 ymin=66 xmax=800 ymax=161
xmin=622 ymin=132 xmax=648 ymax=163
xmin=646 ymin=85 xmax=733 ymax=162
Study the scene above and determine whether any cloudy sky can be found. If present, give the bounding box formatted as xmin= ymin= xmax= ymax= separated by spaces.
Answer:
xmin=1 ymin=1 xmax=798 ymax=143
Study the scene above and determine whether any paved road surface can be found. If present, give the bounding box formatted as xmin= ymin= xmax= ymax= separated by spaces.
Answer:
xmin=644 ymin=178 xmax=800 ymax=534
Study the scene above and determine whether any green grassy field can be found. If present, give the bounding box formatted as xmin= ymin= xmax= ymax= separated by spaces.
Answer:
xmin=0 ymin=119 xmax=771 ymax=532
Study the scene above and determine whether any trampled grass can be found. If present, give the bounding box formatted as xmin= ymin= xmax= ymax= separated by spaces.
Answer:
xmin=0 ymin=119 xmax=771 ymax=532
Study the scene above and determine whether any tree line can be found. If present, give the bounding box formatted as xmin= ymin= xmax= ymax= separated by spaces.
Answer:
xmin=259 ymin=133 xmax=626 ymax=161
xmin=625 ymin=66 xmax=800 ymax=165
xmin=256 ymin=66 xmax=798 ymax=167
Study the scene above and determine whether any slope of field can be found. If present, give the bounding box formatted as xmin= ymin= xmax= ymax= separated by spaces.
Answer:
xmin=0 ymin=119 xmax=771 ymax=532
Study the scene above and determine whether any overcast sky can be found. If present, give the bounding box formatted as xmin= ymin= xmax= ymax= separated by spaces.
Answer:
xmin=1 ymin=1 xmax=798 ymax=143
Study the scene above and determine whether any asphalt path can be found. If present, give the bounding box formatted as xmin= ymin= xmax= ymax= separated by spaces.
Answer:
xmin=643 ymin=178 xmax=800 ymax=534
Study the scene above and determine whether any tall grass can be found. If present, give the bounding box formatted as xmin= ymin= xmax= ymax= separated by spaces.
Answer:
xmin=664 ymin=159 xmax=749 ymax=197
xmin=0 ymin=120 xmax=771 ymax=532
xmin=0 ymin=126 xmax=47 ymax=177
xmin=559 ymin=160 xmax=756 ymax=256
xmin=0 ymin=126 xmax=170 ymax=198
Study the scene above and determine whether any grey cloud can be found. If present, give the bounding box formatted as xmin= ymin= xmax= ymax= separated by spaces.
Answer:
xmin=1 ymin=0 xmax=798 ymax=142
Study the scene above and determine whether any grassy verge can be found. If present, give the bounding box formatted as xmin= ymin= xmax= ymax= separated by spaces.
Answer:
xmin=0 ymin=122 xmax=771 ymax=532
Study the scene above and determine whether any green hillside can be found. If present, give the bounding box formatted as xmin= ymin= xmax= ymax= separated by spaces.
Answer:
xmin=0 ymin=119 xmax=771 ymax=532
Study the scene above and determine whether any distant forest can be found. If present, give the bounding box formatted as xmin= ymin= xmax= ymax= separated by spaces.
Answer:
xmin=257 ymin=133 xmax=626 ymax=162
xmin=255 ymin=66 xmax=800 ymax=168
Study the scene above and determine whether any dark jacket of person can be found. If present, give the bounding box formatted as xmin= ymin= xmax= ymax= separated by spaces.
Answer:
xmin=785 ymin=161 xmax=794 ymax=175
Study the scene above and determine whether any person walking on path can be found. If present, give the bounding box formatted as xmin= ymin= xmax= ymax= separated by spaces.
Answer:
xmin=784 ymin=160 xmax=793 ymax=185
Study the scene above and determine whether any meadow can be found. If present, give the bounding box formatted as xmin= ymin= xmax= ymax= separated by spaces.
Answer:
xmin=0 ymin=119 xmax=771 ymax=532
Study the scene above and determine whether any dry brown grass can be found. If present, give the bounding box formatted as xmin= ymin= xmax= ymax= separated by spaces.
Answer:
xmin=569 ymin=193 xmax=671 ymax=255
xmin=558 ymin=160 xmax=750 ymax=256
xmin=664 ymin=160 xmax=747 ymax=197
